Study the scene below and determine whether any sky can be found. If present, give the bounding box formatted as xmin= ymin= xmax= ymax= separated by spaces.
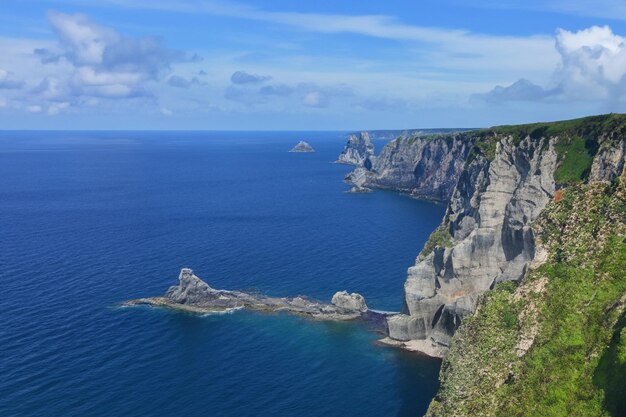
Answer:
xmin=1 ymin=0 xmax=626 ymax=130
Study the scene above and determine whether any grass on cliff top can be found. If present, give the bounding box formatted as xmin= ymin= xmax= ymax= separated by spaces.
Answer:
xmin=488 ymin=113 xmax=626 ymax=141
xmin=427 ymin=179 xmax=626 ymax=417
xmin=466 ymin=114 xmax=626 ymax=181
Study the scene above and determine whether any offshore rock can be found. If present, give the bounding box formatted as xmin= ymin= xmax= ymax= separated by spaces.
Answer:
xmin=336 ymin=132 xmax=375 ymax=168
xmin=289 ymin=141 xmax=315 ymax=153
xmin=331 ymin=291 xmax=368 ymax=312
xmin=126 ymin=268 xmax=372 ymax=321
xmin=345 ymin=167 xmax=372 ymax=192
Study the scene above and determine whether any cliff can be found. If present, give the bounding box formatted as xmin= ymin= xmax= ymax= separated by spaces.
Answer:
xmin=336 ymin=132 xmax=375 ymax=168
xmin=348 ymin=114 xmax=626 ymax=417
xmin=341 ymin=133 xmax=472 ymax=201
xmin=381 ymin=115 xmax=626 ymax=359
xmin=426 ymin=163 xmax=626 ymax=417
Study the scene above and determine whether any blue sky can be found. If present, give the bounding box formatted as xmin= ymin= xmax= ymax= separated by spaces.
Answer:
xmin=1 ymin=0 xmax=626 ymax=129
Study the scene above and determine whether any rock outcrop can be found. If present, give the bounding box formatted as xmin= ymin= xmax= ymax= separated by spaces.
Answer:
xmin=342 ymin=134 xmax=472 ymax=202
xmin=331 ymin=291 xmax=368 ymax=312
xmin=127 ymin=268 xmax=375 ymax=321
xmin=344 ymin=167 xmax=372 ymax=193
xmin=289 ymin=141 xmax=315 ymax=153
xmin=336 ymin=132 xmax=374 ymax=168
xmin=384 ymin=114 xmax=626 ymax=355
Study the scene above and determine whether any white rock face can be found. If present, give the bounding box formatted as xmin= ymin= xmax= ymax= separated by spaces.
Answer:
xmin=388 ymin=135 xmax=558 ymax=346
xmin=590 ymin=137 xmax=626 ymax=181
xmin=336 ymin=132 xmax=375 ymax=167
xmin=331 ymin=291 xmax=368 ymax=312
xmin=342 ymin=134 xmax=471 ymax=201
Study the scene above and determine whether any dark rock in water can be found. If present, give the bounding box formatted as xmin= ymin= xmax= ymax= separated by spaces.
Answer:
xmin=289 ymin=141 xmax=315 ymax=153
xmin=125 ymin=268 xmax=387 ymax=322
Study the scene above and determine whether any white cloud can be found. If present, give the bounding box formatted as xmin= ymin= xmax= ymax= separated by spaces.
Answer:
xmin=0 ymin=69 xmax=25 ymax=89
xmin=48 ymin=101 xmax=70 ymax=115
xmin=27 ymin=105 xmax=42 ymax=113
xmin=302 ymin=91 xmax=324 ymax=107
xmin=479 ymin=25 xmax=626 ymax=102
xmin=73 ymin=0 xmax=557 ymax=76
xmin=29 ymin=10 xmax=190 ymax=107
xmin=555 ymin=26 xmax=626 ymax=99
xmin=160 ymin=107 xmax=173 ymax=116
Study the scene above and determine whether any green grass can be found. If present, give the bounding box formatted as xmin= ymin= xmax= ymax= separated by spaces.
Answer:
xmin=465 ymin=113 xmax=626 ymax=165
xmin=427 ymin=179 xmax=626 ymax=417
xmin=594 ymin=313 xmax=626 ymax=417
xmin=421 ymin=225 xmax=453 ymax=256
xmin=553 ymin=136 xmax=597 ymax=183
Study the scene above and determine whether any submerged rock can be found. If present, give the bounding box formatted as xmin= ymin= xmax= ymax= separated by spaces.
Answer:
xmin=127 ymin=268 xmax=374 ymax=321
xmin=289 ymin=141 xmax=315 ymax=153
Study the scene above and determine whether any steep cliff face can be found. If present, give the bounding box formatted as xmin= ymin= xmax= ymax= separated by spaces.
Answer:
xmin=386 ymin=114 xmax=626 ymax=354
xmin=342 ymin=134 xmax=472 ymax=201
xmin=427 ymin=160 xmax=626 ymax=417
xmin=388 ymin=135 xmax=557 ymax=347
xmin=336 ymin=132 xmax=375 ymax=168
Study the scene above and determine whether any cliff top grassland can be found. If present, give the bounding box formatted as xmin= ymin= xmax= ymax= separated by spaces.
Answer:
xmin=426 ymin=169 xmax=626 ymax=417
xmin=466 ymin=114 xmax=626 ymax=181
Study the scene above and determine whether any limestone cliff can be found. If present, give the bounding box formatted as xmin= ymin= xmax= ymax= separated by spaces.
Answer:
xmin=388 ymin=135 xmax=557 ymax=348
xmin=336 ymin=132 xmax=375 ymax=168
xmin=342 ymin=134 xmax=472 ymax=201
xmin=380 ymin=114 xmax=626 ymax=356
xmin=427 ymin=154 xmax=626 ymax=417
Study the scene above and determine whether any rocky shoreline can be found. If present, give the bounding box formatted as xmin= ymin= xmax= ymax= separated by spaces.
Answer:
xmin=125 ymin=268 xmax=392 ymax=324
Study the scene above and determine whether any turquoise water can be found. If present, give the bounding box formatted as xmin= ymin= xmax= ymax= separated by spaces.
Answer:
xmin=0 ymin=131 xmax=444 ymax=416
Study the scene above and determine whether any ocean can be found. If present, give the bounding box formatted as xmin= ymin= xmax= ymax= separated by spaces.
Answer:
xmin=0 ymin=131 xmax=445 ymax=417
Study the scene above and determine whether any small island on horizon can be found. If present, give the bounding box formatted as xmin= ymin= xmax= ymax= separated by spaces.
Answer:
xmin=289 ymin=140 xmax=315 ymax=153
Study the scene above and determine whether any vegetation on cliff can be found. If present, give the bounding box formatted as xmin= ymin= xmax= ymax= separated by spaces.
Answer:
xmin=420 ymin=224 xmax=453 ymax=256
xmin=426 ymin=172 xmax=626 ymax=417
xmin=466 ymin=114 xmax=626 ymax=185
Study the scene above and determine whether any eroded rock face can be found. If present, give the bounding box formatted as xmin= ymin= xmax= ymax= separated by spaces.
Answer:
xmin=290 ymin=141 xmax=315 ymax=153
xmin=165 ymin=268 xmax=216 ymax=304
xmin=343 ymin=134 xmax=472 ymax=202
xmin=590 ymin=137 xmax=626 ymax=182
xmin=389 ymin=136 xmax=558 ymax=346
xmin=336 ymin=132 xmax=374 ymax=167
xmin=331 ymin=291 xmax=368 ymax=312
xmin=344 ymin=167 xmax=372 ymax=193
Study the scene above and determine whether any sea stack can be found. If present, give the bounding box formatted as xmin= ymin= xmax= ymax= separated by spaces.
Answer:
xmin=336 ymin=132 xmax=375 ymax=168
xmin=289 ymin=141 xmax=315 ymax=153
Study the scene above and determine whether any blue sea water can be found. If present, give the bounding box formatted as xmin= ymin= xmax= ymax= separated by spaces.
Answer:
xmin=0 ymin=131 xmax=445 ymax=417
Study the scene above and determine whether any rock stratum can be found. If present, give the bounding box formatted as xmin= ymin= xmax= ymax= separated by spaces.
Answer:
xmin=125 ymin=268 xmax=379 ymax=322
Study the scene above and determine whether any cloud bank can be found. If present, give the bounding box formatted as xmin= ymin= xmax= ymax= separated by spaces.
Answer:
xmin=480 ymin=26 xmax=626 ymax=102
